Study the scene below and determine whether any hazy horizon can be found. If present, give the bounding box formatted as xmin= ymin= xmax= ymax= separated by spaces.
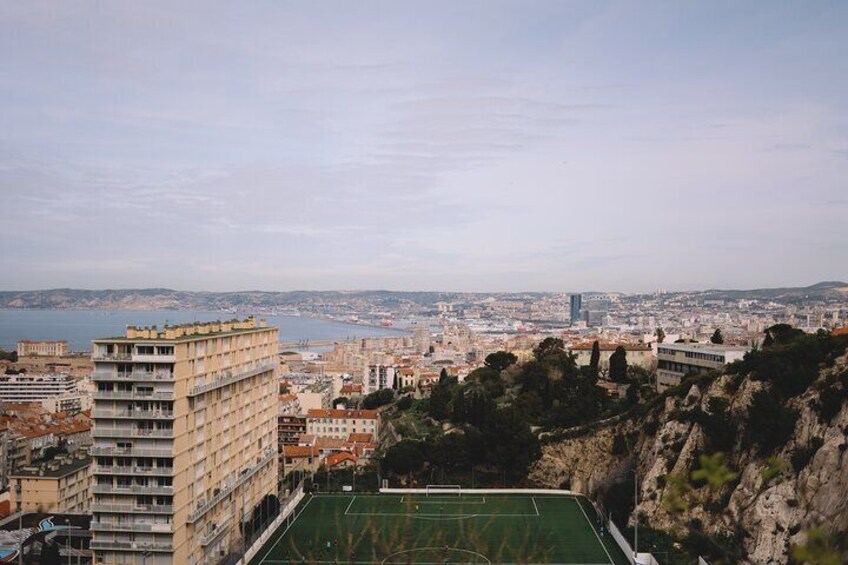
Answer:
xmin=3 ymin=2 xmax=847 ymax=293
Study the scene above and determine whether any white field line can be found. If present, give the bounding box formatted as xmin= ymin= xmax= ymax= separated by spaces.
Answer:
xmin=532 ymin=496 xmax=540 ymax=516
xmin=258 ymin=494 xmax=314 ymax=564
xmin=574 ymin=497 xmax=615 ymax=565
xmin=344 ymin=495 xmax=357 ymax=515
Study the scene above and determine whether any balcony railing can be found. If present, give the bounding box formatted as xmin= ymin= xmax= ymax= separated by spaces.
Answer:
xmin=90 ymin=540 xmax=173 ymax=552
xmin=90 ymin=446 xmax=173 ymax=458
xmin=187 ymin=449 xmax=275 ymax=523
xmin=91 ymin=409 xmax=174 ymax=420
xmin=92 ymin=428 xmax=174 ymax=439
xmin=188 ymin=362 xmax=275 ymax=397
xmin=199 ymin=515 xmax=232 ymax=546
xmin=92 ymin=484 xmax=174 ymax=496
xmin=91 ymin=503 xmax=173 ymax=514
xmin=91 ymin=521 xmax=173 ymax=533
xmin=94 ymin=465 xmax=174 ymax=477
xmin=92 ymin=352 xmax=133 ymax=362
xmin=92 ymin=371 xmax=174 ymax=382
xmin=94 ymin=390 xmax=174 ymax=401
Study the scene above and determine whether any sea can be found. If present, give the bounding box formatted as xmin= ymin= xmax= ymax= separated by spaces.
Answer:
xmin=0 ymin=309 xmax=408 ymax=352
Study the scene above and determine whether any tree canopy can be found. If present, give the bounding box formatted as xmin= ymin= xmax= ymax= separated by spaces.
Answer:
xmin=484 ymin=351 xmax=518 ymax=372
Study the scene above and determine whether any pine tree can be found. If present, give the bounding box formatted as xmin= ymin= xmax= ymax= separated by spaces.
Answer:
xmin=711 ymin=328 xmax=724 ymax=344
xmin=608 ymin=346 xmax=628 ymax=383
xmin=589 ymin=341 xmax=601 ymax=371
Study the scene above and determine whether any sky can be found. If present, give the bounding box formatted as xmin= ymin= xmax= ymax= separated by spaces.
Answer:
xmin=1 ymin=1 xmax=847 ymax=293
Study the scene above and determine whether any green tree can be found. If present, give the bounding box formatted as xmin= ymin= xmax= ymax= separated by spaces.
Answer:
xmin=482 ymin=405 xmax=541 ymax=475
xmin=533 ymin=337 xmax=565 ymax=360
xmin=383 ymin=440 xmax=424 ymax=477
xmin=710 ymin=328 xmax=724 ymax=344
xmin=791 ymin=528 xmax=842 ymax=565
xmin=589 ymin=340 xmax=601 ymax=371
xmin=744 ymin=389 xmax=799 ymax=456
xmin=484 ymin=351 xmax=518 ymax=372
xmin=428 ymin=378 xmax=455 ymax=420
xmin=655 ymin=327 xmax=665 ymax=344
xmin=691 ymin=453 xmax=738 ymax=490
xmin=439 ymin=367 xmax=449 ymax=383
xmin=608 ymin=346 xmax=628 ymax=383
xmin=362 ymin=388 xmax=394 ymax=409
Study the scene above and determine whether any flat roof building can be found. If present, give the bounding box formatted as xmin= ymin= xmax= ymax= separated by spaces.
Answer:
xmin=11 ymin=454 xmax=92 ymax=514
xmin=90 ymin=316 xmax=278 ymax=565
xmin=656 ymin=343 xmax=749 ymax=391
xmin=0 ymin=373 xmax=77 ymax=404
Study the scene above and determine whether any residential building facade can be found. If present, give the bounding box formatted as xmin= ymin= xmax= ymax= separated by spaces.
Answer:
xmin=11 ymin=454 xmax=92 ymax=514
xmin=656 ymin=343 xmax=749 ymax=391
xmin=305 ymin=409 xmax=379 ymax=441
xmin=90 ymin=317 xmax=278 ymax=565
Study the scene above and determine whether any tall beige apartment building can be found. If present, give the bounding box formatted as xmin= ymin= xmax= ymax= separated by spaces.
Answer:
xmin=90 ymin=317 xmax=278 ymax=565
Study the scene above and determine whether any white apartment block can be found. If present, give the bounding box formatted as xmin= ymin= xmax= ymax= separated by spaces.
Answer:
xmin=305 ymin=409 xmax=380 ymax=440
xmin=656 ymin=343 xmax=749 ymax=391
xmin=90 ymin=317 xmax=278 ymax=565
xmin=0 ymin=373 xmax=78 ymax=403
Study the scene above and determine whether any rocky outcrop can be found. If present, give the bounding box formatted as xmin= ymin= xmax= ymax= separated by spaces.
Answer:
xmin=530 ymin=358 xmax=848 ymax=563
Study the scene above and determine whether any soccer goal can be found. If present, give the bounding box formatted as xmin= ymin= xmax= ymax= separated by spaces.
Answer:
xmin=425 ymin=484 xmax=462 ymax=497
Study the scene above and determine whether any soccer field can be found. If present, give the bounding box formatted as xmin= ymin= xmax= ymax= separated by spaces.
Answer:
xmin=249 ymin=492 xmax=631 ymax=564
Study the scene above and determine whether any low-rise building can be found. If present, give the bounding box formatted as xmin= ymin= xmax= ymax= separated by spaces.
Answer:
xmin=570 ymin=342 xmax=654 ymax=371
xmin=0 ymin=373 xmax=78 ymax=404
xmin=656 ymin=343 xmax=749 ymax=391
xmin=277 ymin=414 xmax=307 ymax=447
xmin=11 ymin=454 xmax=92 ymax=514
xmin=305 ymin=409 xmax=380 ymax=441
xmin=17 ymin=340 xmax=68 ymax=357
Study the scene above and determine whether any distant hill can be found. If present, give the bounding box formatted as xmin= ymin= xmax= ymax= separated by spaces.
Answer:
xmin=696 ymin=281 xmax=848 ymax=302
xmin=0 ymin=282 xmax=844 ymax=311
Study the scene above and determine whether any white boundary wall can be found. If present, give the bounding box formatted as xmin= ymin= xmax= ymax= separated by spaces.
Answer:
xmin=236 ymin=485 xmax=305 ymax=565
xmin=381 ymin=488 xmax=575 ymax=495
xmin=606 ymin=519 xmax=636 ymax=565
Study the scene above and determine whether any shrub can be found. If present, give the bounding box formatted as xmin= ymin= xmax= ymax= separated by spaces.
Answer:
xmin=790 ymin=437 xmax=824 ymax=473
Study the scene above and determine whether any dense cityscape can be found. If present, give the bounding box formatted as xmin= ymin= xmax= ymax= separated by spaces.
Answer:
xmin=0 ymin=282 xmax=846 ymax=563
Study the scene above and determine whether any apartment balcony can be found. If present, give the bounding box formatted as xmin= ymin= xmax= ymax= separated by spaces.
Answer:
xmin=93 ymin=390 xmax=174 ymax=401
xmin=91 ymin=409 xmax=174 ymax=420
xmin=91 ymin=521 xmax=173 ymax=533
xmin=187 ymin=362 xmax=276 ymax=397
xmin=90 ymin=540 xmax=173 ymax=552
xmin=92 ymin=371 xmax=174 ymax=382
xmin=92 ymin=427 xmax=174 ymax=439
xmin=92 ymin=352 xmax=133 ymax=362
xmin=92 ymin=484 xmax=175 ymax=496
xmin=91 ymin=502 xmax=173 ymax=514
xmin=90 ymin=445 xmax=173 ymax=458
xmin=94 ymin=465 xmax=174 ymax=477
xmin=187 ymin=448 xmax=275 ymax=523
xmin=133 ymin=353 xmax=176 ymax=363
xmin=199 ymin=514 xmax=232 ymax=546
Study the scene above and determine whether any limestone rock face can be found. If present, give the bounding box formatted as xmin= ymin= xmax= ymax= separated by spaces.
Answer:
xmin=530 ymin=358 xmax=848 ymax=564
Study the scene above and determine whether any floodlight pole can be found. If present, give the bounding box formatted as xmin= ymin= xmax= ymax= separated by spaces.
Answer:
xmin=634 ymin=463 xmax=638 ymax=558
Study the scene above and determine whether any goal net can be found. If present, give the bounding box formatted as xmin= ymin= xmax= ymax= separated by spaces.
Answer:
xmin=425 ymin=485 xmax=462 ymax=497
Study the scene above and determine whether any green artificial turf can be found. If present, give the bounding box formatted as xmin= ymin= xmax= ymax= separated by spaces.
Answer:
xmin=249 ymin=493 xmax=632 ymax=564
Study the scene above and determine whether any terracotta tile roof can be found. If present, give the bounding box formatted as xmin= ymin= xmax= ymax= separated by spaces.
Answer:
xmin=315 ymin=437 xmax=346 ymax=450
xmin=347 ymin=433 xmax=373 ymax=443
xmin=340 ymin=384 xmax=363 ymax=394
xmin=324 ymin=452 xmax=357 ymax=468
xmin=283 ymin=445 xmax=319 ymax=458
xmin=834 ymin=327 xmax=848 ymax=336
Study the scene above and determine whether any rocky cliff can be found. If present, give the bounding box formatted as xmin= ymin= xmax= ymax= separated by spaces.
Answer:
xmin=530 ymin=346 xmax=848 ymax=563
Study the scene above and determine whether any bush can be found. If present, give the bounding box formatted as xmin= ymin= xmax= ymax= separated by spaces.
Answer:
xmin=362 ymin=388 xmax=395 ymax=409
xmin=816 ymin=387 xmax=845 ymax=424
xmin=396 ymin=395 xmax=413 ymax=411
xmin=790 ymin=437 xmax=824 ymax=473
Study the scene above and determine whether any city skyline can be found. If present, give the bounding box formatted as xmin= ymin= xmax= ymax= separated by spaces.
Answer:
xmin=2 ymin=1 xmax=847 ymax=293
